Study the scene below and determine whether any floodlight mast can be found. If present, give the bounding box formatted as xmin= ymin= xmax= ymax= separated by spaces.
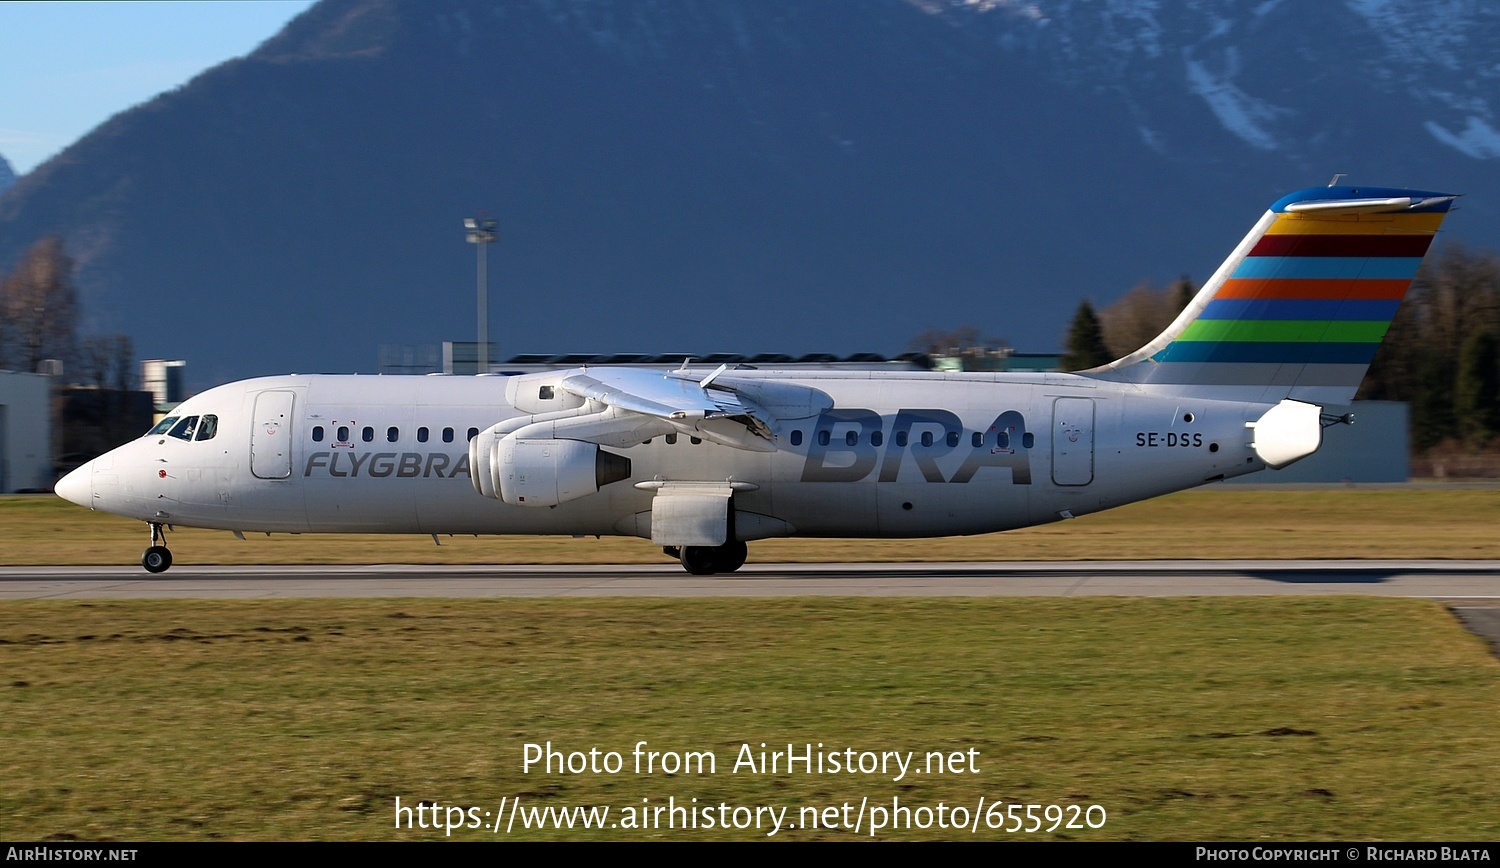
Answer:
xmin=464 ymin=215 xmax=498 ymax=374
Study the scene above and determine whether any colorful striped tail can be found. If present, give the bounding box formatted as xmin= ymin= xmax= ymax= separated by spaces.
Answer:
xmin=1092 ymin=185 xmax=1457 ymax=405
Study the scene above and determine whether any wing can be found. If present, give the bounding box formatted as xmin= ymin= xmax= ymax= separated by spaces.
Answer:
xmin=472 ymin=365 xmax=827 ymax=504
xmin=559 ymin=366 xmax=777 ymax=451
xmin=485 ymin=366 xmax=835 ymax=460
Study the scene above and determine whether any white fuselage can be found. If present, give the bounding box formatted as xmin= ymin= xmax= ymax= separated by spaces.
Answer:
xmin=61 ymin=369 xmax=1272 ymax=540
xmin=55 ymin=183 xmax=1454 ymax=575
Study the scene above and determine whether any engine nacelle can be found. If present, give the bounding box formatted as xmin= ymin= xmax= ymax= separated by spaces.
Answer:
xmin=505 ymin=372 xmax=587 ymax=414
xmin=470 ymin=424 xmax=502 ymax=498
xmin=495 ymin=438 xmax=631 ymax=507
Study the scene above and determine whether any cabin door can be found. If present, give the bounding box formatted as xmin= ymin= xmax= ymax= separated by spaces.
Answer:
xmin=250 ymin=390 xmax=295 ymax=480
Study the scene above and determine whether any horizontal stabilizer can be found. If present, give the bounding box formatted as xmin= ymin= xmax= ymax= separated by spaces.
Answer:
xmin=1282 ymin=195 xmax=1458 ymax=215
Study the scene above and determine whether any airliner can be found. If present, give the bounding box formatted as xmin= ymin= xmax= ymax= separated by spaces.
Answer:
xmin=55 ymin=184 xmax=1457 ymax=574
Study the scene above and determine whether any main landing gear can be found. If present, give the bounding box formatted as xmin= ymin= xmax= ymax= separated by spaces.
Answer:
xmin=142 ymin=522 xmax=173 ymax=573
xmin=663 ymin=541 xmax=748 ymax=576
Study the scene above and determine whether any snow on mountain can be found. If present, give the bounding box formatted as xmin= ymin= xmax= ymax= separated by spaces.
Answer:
xmin=917 ymin=0 xmax=1500 ymax=161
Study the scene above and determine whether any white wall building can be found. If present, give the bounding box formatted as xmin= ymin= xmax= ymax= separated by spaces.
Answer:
xmin=0 ymin=372 xmax=54 ymax=492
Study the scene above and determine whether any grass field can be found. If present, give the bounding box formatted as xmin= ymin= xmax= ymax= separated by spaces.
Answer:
xmin=5 ymin=490 xmax=1498 ymax=841
xmin=9 ymin=486 xmax=1500 ymax=566
xmin=2 ymin=597 xmax=1496 ymax=841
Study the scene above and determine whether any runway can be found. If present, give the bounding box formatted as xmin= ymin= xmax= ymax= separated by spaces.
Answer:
xmin=3 ymin=560 xmax=1500 ymax=601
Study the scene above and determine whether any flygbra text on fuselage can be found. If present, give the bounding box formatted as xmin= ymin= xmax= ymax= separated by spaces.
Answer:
xmin=54 ymin=185 xmax=1458 ymax=574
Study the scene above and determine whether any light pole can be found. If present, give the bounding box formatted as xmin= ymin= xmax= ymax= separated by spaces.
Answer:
xmin=465 ymin=214 xmax=498 ymax=374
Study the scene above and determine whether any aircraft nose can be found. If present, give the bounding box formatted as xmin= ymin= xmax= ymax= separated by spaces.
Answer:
xmin=54 ymin=460 xmax=93 ymax=508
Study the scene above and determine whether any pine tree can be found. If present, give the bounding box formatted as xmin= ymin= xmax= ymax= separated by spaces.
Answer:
xmin=1061 ymin=299 xmax=1112 ymax=371
xmin=1455 ymin=328 xmax=1500 ymax=448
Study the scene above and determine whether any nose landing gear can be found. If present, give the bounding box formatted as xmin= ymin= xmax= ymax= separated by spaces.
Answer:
xmin=142 ymin=522 xmax=173 ymax=573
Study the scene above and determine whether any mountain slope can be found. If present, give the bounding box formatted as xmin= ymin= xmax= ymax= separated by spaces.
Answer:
xmin=1 ymin=0 xmax=1494 ymax=387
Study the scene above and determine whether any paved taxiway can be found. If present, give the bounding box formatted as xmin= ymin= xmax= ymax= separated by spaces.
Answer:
xmin=9 ymin=561 xmax=1497 ymax=650
xmin=3 ymin=560 xmax=1499 ymax=601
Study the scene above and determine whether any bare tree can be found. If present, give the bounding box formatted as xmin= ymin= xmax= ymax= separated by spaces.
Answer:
xmin=906 ymin=325 xmax=1009 ymax=357
xmin=1098 ymin=280 xmax=1189 ymax=359
xmin=2 ymin=236 xmax=79 ymax=373
xmin=78 ymin=334 xmax=137 ymax=392
xmin=72 ymin=334 xmax=140 ymax=450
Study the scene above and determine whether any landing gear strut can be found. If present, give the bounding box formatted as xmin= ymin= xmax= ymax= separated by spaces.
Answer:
xmin=678 ymin=540 xmax=748 ymax=575
xmin=142 ymin=522 xmax=173 ymax=573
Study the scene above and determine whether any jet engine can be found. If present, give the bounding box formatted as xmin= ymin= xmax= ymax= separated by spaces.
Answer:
xmin=493 ymin=438 xmax=631 ymax=508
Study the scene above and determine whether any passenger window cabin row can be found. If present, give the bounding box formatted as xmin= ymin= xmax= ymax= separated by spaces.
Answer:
xmin=783 ymin=428 xmax=1033 ymax=449
xmin=310 ymin=425 xmax=481 ymax=445
xmin=641 ymin=428 xmax=1034 ymax=449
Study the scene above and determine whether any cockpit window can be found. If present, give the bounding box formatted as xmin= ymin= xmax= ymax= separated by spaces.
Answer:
xmin=148 ymin=417 xmax=179 ymax=437
xmin=168 ymin=416 xmax=200 ymax=441
xmin=195 ymin=414 xmax=219 ymax=441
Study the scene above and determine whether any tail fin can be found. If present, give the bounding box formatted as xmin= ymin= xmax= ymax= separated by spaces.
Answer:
xmin=1090 ymin=185 xmax=1458 ymax=405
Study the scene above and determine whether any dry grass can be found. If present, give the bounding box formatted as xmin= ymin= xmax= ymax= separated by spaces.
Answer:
xmin=2 ymin=597 xmax=1496 ymax=840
